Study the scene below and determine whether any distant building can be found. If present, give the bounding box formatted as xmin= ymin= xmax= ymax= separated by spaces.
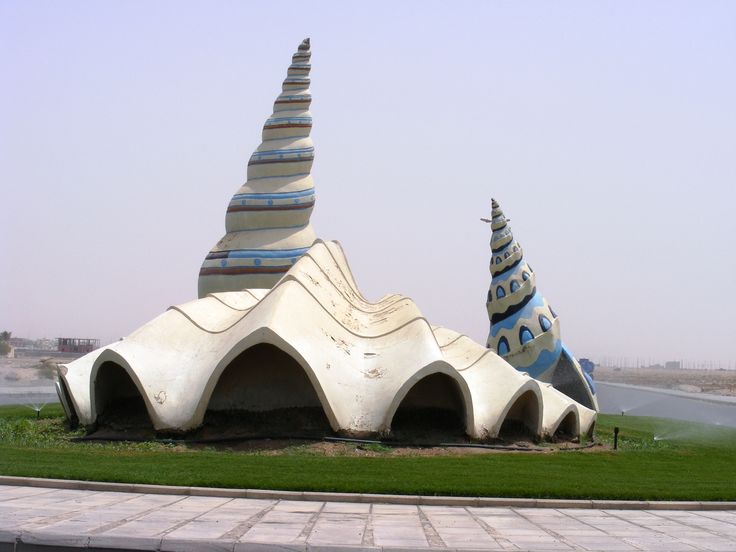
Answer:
xmin=9 ymin=337 xmax=34 ymax=349
xmin=57 ymin=338 xmax=100 ymax=354
xmin=665 ymin=360 xmax=681 ymax=370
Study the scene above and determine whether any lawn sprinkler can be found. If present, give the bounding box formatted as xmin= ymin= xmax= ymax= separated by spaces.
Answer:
xmin=25 ymin=402 xmax=46 ymax=419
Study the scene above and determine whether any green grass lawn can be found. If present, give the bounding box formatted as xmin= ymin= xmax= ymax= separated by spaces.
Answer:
xmin=1 ymin=404 xmax=735 ymax=500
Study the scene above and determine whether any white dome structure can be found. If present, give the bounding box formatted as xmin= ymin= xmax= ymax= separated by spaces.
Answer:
xmin=56 ymin=39 xmax=597 ymax=442
xmin=58 ymin=241 xmax=595 ymax=440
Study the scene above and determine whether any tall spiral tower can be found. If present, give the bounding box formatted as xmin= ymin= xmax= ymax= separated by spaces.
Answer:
xmin=485 ymin=198 xmax=597 ymax=409
xmin=198 ymin=38 xmax=317 ymax=297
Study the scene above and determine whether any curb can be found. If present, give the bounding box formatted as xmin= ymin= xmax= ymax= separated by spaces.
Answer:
xmin=2 ymin=476 xmax=735 ymax=511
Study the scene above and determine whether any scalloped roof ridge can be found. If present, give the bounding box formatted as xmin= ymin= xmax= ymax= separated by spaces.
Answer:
xmin=59 ymin=241 xmax=595 ymax=439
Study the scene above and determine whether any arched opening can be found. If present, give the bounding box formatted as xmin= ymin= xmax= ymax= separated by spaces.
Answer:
xmin=389 ymin=373 xmax=467 ymax=443
xmin=586 ymin=421 xmax=596 ymax=440
xmin=498 ymin=390 xmax=539 ymax=441
xmin=538 ymin=314 xmax=552 ymax=332
xmin=519 ymin=326 xmax=534 ymax=345
xmin=203 ymin=343 xmax=331 ymax=438
xmin=93 ymin=361 xmax=152 ymax=432
xmin=552 ymin=411 xmax=578 ymax=441
xmin=497 ymin=336 xmax=510 ymax=356
xmin=552 ymin=352 xmax=595 ymax=409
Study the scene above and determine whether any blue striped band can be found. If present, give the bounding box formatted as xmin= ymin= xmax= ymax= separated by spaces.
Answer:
xmin=253 ymin=146 xmax=314 ymax=156
xmin=247 ymin=172 xmax=311 ymax=181
xmin=206 ymin=247 xmax=310 ymax=260
xmin=265 ymin=117 xmax=312 ymax=123
xmin=232 ymin=188 xmax=315 ymax=201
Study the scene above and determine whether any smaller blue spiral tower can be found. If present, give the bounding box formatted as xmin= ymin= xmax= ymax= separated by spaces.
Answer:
xmin=485 ymin=198 xmax=597 ymax=409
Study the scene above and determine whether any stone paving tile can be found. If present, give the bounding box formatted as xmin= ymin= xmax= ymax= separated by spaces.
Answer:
xmin=370 ymin=506 xmax=429 ymax=548
xmin=237 ymin=504 xmax=318 ymax=544
xmin=1 ymin=492 xmax=147 ymax=533
xmin=430 ymin=529 xmax=501 ymax=549
xmin=259 ymin=510 xmax=314 ymax=525
xmin=372 ymin=503 xmax=421 ymax=514
xmin=0 ymin=484 xmax=57 ymax=497
xmin=307 ymin=517 xmax=365 ymax=546
xmin=665 ymin=513 xmax=736 ymax=535
xmin=164 ymin=518 xmax=241 ymax=540
xmin=568 ymin=536 xmax=640 ymax=551
xmin=161 ymin=536 xmax=235 ymax=552
xmin=273 ymin=500 xmax=323 ymax=513
xmin=19 ymin=528 xmax=92 ymax=550
xmin=83 ymin=496 xmax=193 ymax=536
xmin=98 ymin=496 xmax=233 ymax=539
xmin=241 ymin=522 xmax=307 ymax=543
xmin=691 ymin=540 xmax=736 ymax=552
xmin=103 ymin=519 xmax=181 ymax=537
xmin=118 ymin=497 xmax=236 ymax=539
xmin=516 ymin=514 xmax=615 ymax=550
xmin=0 ymin=512 xmax=60 ymax=531
xmin=0 ymin=489 xmax=91 ymax=509
xmin=159 ymin=495 xmax=228 ymax=511
xmin=698 ymin=511 xmax=736 ymax=523
xmin=622 ymin=536 xmax=699 ymax=551
xmin=2 ymin=487 xmax=736 ymax=551
xmin=505 ymin=537 xmax=573 ymax=551
xmin=321 ymin=501 xmax=370 ymax=514
xmin=15 ymin=492 xmax=142 ymax=533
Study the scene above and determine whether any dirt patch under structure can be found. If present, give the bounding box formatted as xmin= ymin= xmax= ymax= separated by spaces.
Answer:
xmin=84 ymin=406 xmax=599 ymax=455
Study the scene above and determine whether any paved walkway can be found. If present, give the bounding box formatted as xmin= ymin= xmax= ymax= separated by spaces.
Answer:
xmin=1 ymin=485 xmax=736 ymax=551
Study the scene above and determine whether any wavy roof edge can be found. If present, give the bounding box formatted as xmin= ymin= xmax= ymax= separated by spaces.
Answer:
xmin=58 ymin=241 xmax=596 ymax=440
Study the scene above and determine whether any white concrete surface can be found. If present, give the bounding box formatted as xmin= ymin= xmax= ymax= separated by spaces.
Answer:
xmin=59 ymin=241 xmax=596 ymax=439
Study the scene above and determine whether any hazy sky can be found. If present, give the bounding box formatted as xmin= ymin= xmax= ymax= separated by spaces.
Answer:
xmin=2 ymin=1 xmax=735 ymax=366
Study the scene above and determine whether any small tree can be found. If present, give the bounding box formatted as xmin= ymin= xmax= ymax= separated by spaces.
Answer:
xmin=0 ymin=331 xmax=12 ymax=356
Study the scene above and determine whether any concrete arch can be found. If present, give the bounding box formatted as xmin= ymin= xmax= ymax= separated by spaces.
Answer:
xmin=550 ymin=408 xmax=580 ymax=440
xmin=585 ymin=420 xmax=596 ymax=439
xmin=496 ymin=384 xmax=543 ymax=439
xmin=203 ymin=343 xmax=331 ymax=435
xmin=193 ymin=327 xmax=340 ymax=432
xmin=382 ymin=361 xmax=474 ymax=436
xmin=59 ymin=241 xmax=595 ymax=441
xmin=55 ymin=377 xmax=78 ymax=427
xmin=89 ymin=352 xmax=155 ymax=429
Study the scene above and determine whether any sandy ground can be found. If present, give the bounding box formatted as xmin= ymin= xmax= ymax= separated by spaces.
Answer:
xmin=0 ymin=356 xmax=59 ymax=385
xmin=594 ymin=366 xmax=736 ymax=397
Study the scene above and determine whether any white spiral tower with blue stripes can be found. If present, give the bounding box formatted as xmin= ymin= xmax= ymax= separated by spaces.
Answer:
xmin=485 ymin=198 xmax=598 ymax=410
xmin=198 ymin=38 xmax=317 ymax=297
